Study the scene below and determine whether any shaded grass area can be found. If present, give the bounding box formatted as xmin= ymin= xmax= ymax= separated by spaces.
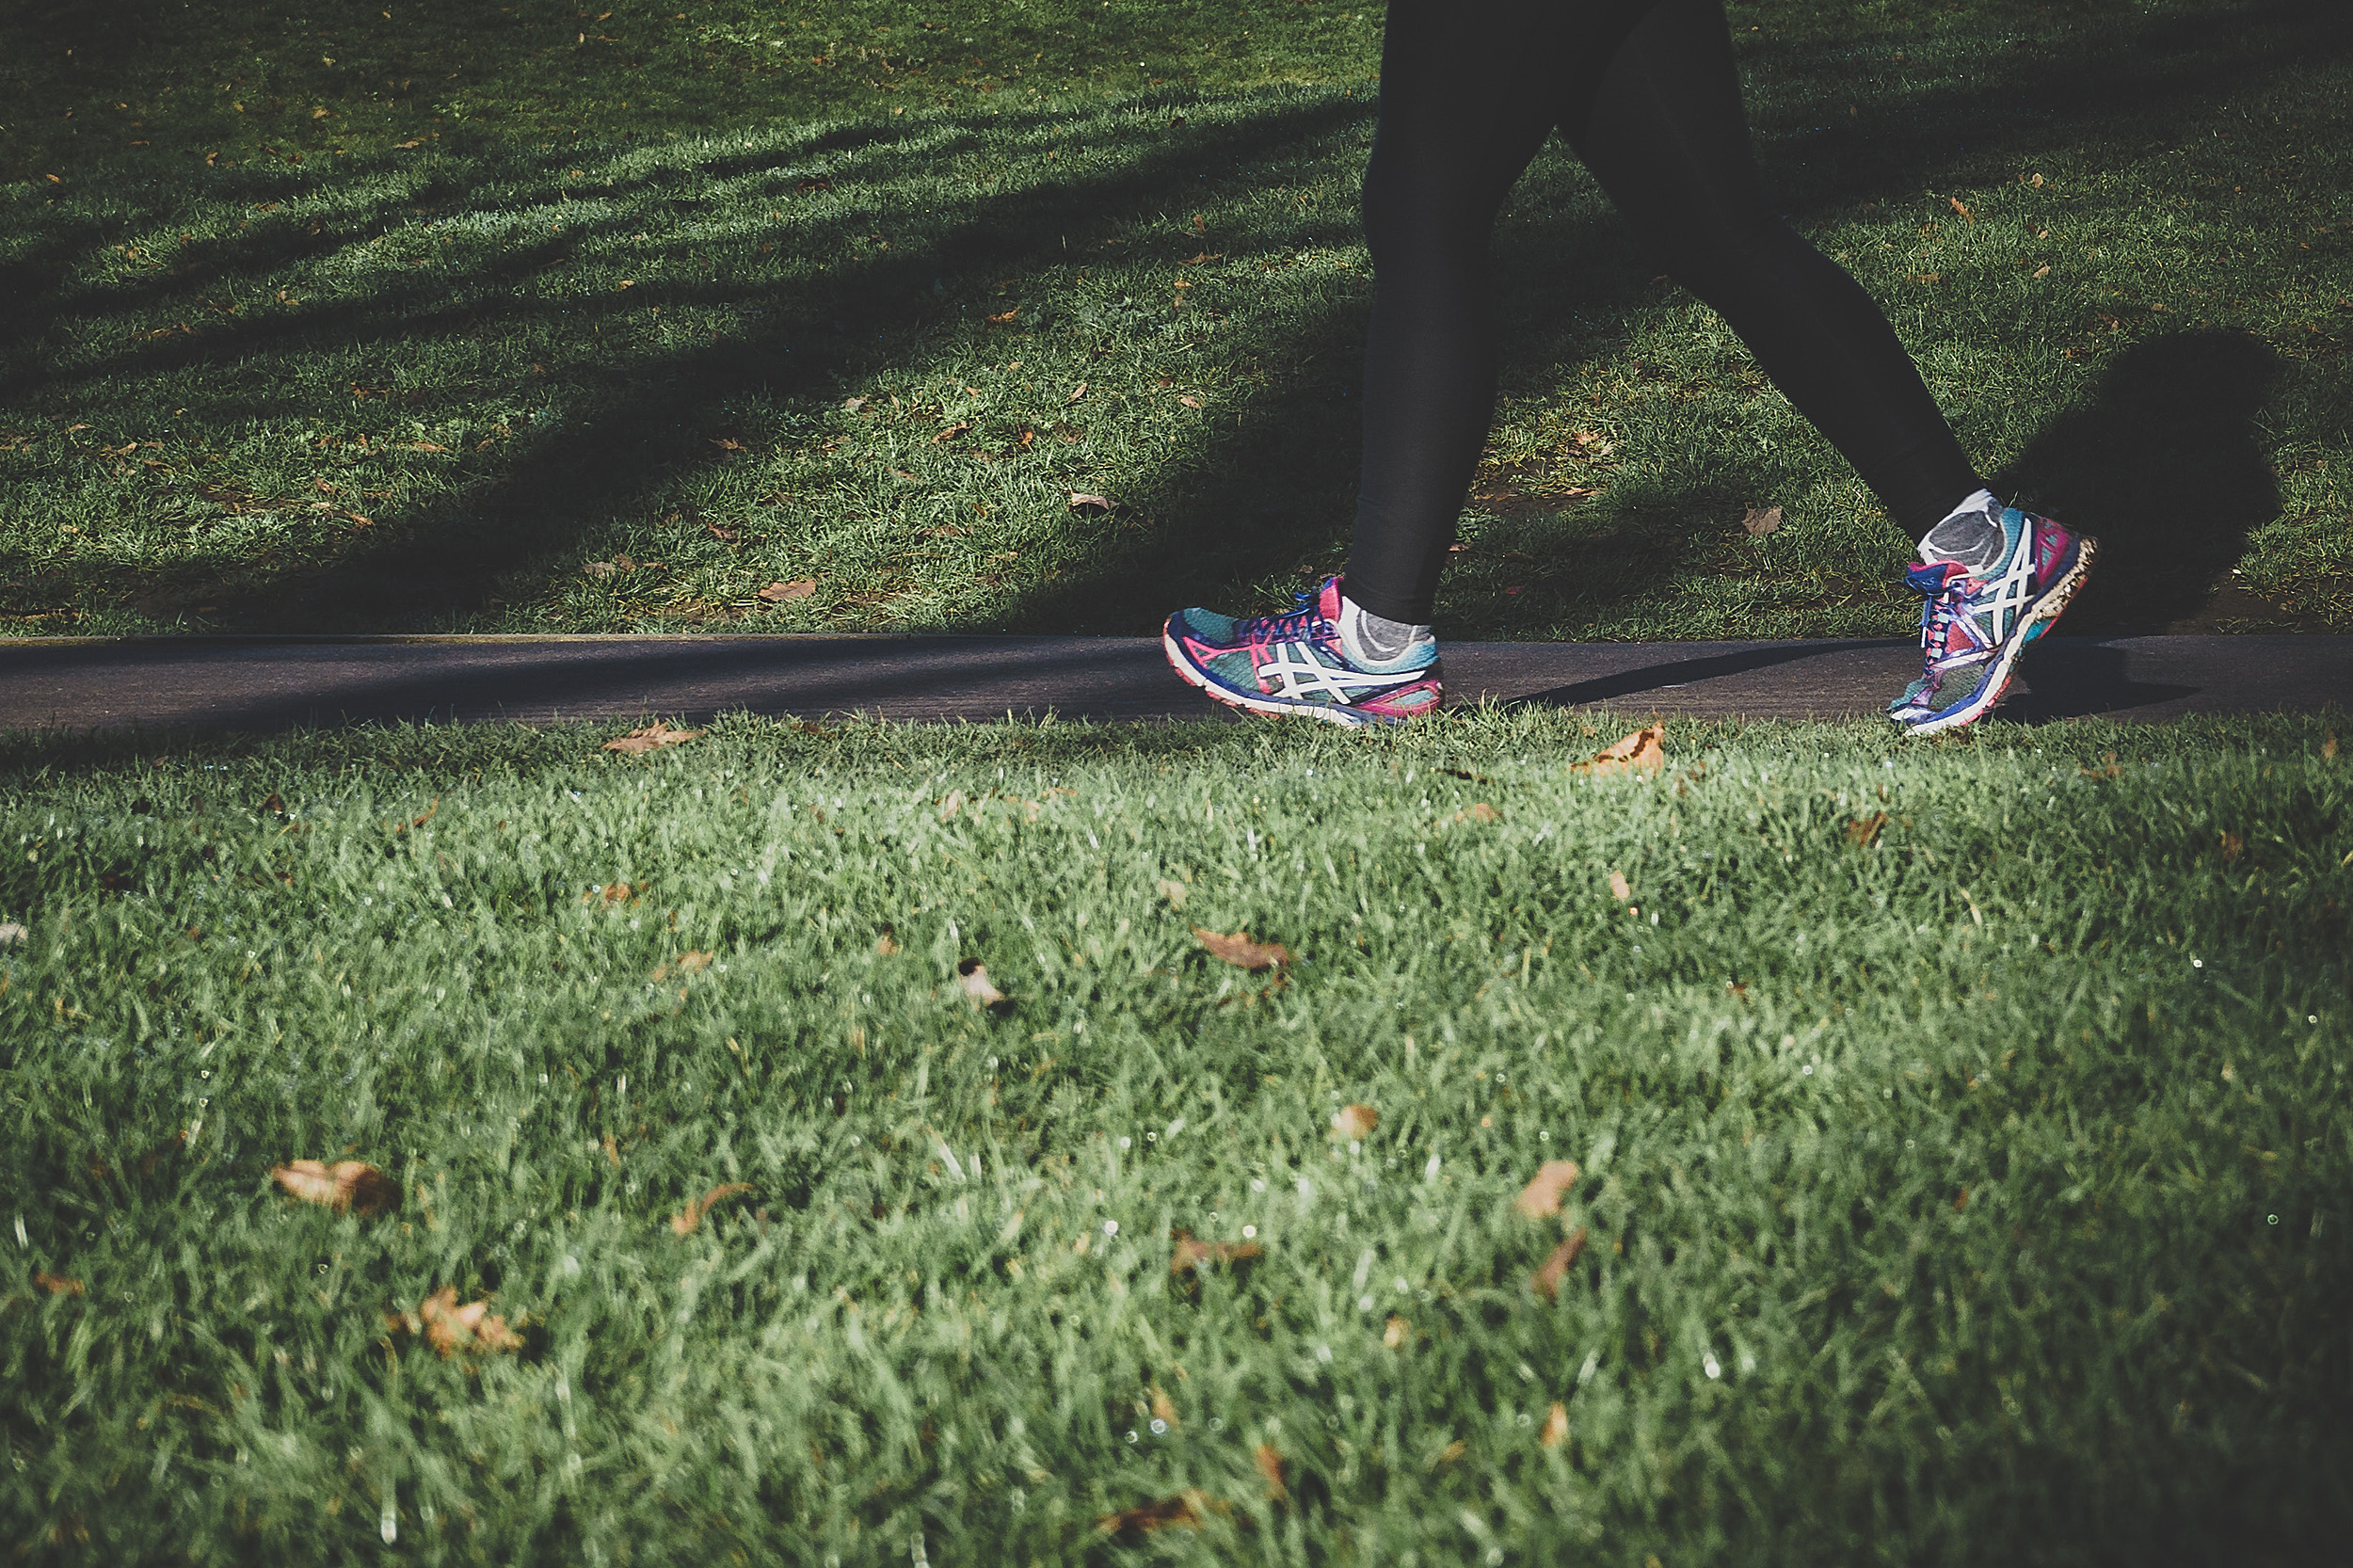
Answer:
xmin=1 ymin=710 xmax=2348 ymax=1562
xmin=0 ymin=0 xmax=2349 ymax=640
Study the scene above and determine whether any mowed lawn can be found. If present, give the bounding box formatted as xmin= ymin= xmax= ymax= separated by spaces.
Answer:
xmin=1 ymin=711 xmax=2347 ymax=1561
xmin=1 ymin=0 xmax=2349 ymax=640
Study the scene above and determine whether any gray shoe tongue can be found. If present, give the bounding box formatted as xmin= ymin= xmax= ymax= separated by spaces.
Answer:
xmin=1920 ymin=505 xmax=2008 ymax=573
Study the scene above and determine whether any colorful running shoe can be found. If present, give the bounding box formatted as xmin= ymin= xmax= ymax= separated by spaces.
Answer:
xmin=1163 ymin=575 xmax=1442 ymax=728
xmin=1887 ymin=505 xmax=2097 ymax=737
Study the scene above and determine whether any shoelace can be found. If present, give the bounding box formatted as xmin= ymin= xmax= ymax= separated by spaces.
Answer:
xmin=1917 ymin=571 xmax=1977 ymax=665
xmin=1237 ymin=588 xmax=1328 ymax=648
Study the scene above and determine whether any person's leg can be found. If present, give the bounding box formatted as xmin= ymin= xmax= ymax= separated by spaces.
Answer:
xmin=1565 ymin=0 xmax=1991 ymax=550
xmin=1340 ymin=0 xmax=1656 ymax=632
xmin=1564 ymin=0 xmax=2093 ymax=735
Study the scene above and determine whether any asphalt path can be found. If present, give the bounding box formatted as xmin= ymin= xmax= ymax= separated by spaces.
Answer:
xmin=0 ymin=634 xmax=2343 ymax=733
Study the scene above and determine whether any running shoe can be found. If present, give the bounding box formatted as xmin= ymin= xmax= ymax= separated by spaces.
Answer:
xmin=1887 ymin=505 xmax=2097 ymax=737
xmin=1163 ymin=575 xmax=1443 ymax=728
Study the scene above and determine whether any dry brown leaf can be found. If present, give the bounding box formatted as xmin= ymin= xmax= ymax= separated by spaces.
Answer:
xmin=1170 ymin=1230 xmax=1263 ymax=1273
xmin=1065 ymin=381 xmax=1087 ymax=404
xmin=758 ymin=578 xmax=817 ymax=603
xmin=1066 ymin=490 xmax=1115 ymax=514
xmin=35 ymin=1271 xmax=84 ymax=1296
xmin=2324 ymin=731 xmax=2338 ymax=761
xmin=1384 ymin=1315 xmax=1411 ymax=1350
xmin=1156 ymin=877 xmax=1189 ymax=909
xmin=1950 ymin=195 xmax=1974 ymax=221
xmin=938 ymin=790 xmax=964 ymax=820
xmin=1539 ymin=1401 xmax=1568 ymax=1448
xmin=407 ymin=1287 xmax=524 ymax=1356
xmin=1847 ymin=811 xmax=1888 ymax=848
xmin=1740 ymin=505 xmax=1783 ymax=536
xmin=1530 ymin=1226 xmax=1590 ymax=1301
xmin=671 ymin=1181 xmax=754 ymax=1235
xmin=1178 ymin=395 xmax=1202 ymax=409
xmin=1431 ymin=1439 xmax=1468 ymax=1468
xmin=1453 ymin=802 xmax=1499 ymax=824
xmin=875 ymin=932 xmax=900 ymax=955
xmin=1150 ymin=1385 xmax=1179 ymax=1428
xmin=1513 ymin=1160 xmax=1581 ymax=1221
xmin=602 ymin=722 xmax=702 ymax=756
xmin=1194 ymin=928 xmax=1289 ymax=970
xmin=1607 ymin=870 xmax=1631 ymax=904
xmin=986 ymin=307 xmax=1018 ymax=325
xmin=271 ymin=1159 xmax=400 ymax=1217
xmin=1330 ymin=1103 xmax=1378 ymax=1141
xmin=1574 ymin=726 xmax=1666 ymax=777
xmin=931 ymin=420 xmax=971 ymax=443
xmin=583 ymin=560 xmax=618 ymax=580
xmin=1256 ymin=1442 xmax=1288 ymax=1501
xmin=1096 ymin=1493 xmax=1215 ymax=1536
xmin=2219 ymin=830 xmax=2244 ymax=861
xmin=957 ymin=958 xmax=1008 ymax=1008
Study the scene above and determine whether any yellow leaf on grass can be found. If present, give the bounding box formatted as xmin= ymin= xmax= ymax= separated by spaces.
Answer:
xmin=1256 ymin=1442 xmax=1289 ymax=1501
xmin=1384 ymin=1315 xmax=1411 ymax=1349
xmin=1607 ymin=870 xmax=1631 ymax=904
xmin=1170 ymin=1230 xmax=1263 ymax=1274
xmin=602 ymin=721 xmax=701 ymax=755
xmin=758 ymin=579 xmax=817 ymax=603
xmin=403 ymin=1287 xmax=523 ymax=1356
xmin=1530 ymin=1226 xmax=1590 ymax=1301
xmin=1847 ymin=811 xmax=1888 ymax=848
xmin=1540 ymin=1401 xmax=1568 ymax=1448
xmin=1330 ymin=1103 xmax=1378 ymax=1141
xmin=1513 ymin=1160 xmax=1581 ymax=1221
xmin=35 ymin=1271 xmax=84 ymax=1296
xmin=271 ymin=1159 xmax=400 ymax=1217
xmin=1194 ymin=928 xmax=1289 ymax=970
xmin=671 ymin=1181 xmax=754 ymax=1235
xmin=958 ymin=958 xmax=1008 ymax=1007
xmin=1096 ymin=1493 xmax=1220 ymax=1536
xmin=1574 ymin=726 xmax=1665 ymax=777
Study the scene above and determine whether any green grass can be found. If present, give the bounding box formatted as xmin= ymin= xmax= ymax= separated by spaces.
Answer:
xmin=2 ymin=0 xmax=2348 ymax=639
xmin=2 ymin=709 xmax=2348 ymax=1562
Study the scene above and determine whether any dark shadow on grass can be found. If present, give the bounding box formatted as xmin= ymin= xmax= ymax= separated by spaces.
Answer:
xmin=1997 ymin=329 xmax=2282 ymax=635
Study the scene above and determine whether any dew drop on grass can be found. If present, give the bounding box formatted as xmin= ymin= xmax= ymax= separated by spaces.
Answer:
xmin=1704 ymin=1353 xmax=1721 ymax=1380
xmin=1149 ymin=1418 xmax=1167 ymax=1435
xmin=1251 ymin=1178 xmax=1266 ymax=1192
xmin=1102 ymin=1220 xmax=1118 ymax=1237
xmin=1241 ymin=1225 xmax=1257 ymax=1239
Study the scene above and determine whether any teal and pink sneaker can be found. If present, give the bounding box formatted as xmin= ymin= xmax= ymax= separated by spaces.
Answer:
xmin=1888 ymin=506 xmax=2097 ymax=737
xmin=1163 ymin=575 xmax=1443 ymax=728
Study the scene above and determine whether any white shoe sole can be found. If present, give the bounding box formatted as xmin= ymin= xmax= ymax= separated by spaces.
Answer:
xmin=1901 ymin=536 xmax=2098 ymax=738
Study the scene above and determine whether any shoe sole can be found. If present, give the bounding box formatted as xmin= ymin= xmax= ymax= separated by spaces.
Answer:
xmin=1900 ymin=536 xmax=2098 ymax=739
xmin=1161 ymin=625 xmax=1422 ymax=728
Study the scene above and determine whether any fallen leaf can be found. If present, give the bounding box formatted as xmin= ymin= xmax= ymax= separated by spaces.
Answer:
xmin=1540 ymin=1401 xmax=1568 ymax=1448
xmin=1066 ymin=491 xmax=1114 ymax=514
xmin=1452 ymin=802 xmax=1499 ymax=824
xmin=392 ymin=137 xmax=424 ymax=150
xmin=602 ymin=721 xmax=702 ymax=755
xmin=758 ymin=579 xmax=817 ymax=603
xmin=35 ymin=1271 xmax=84 ymax=1296
xmin=587 ymin=881 xmax=635 ymax=906
xmin=932 ymin=421 xmax=971 ymax=444
xmin=583 ymin=560 xmax=618 ymax=580
xmin=710 ymin=436 xmax=747 ymax=453
xmin=938 ymin=790 xmax=964 ymax=820
xmin=842 ymin=395 xmax=868 ymax=412
xmin=1573 ymin=725 xmax=1666 ymax=777
xmin=1949 ymin=195 xmax=1974 ymax=220
xmin=1178 ymin=395 xmax=1201 ymax=408
xmin=1330 ymin=1103 xmax=1378 ymax=1141
xmin=1194 ymin=928 xmax=1289 ymax=970
xmin=1384 ymin=1315 xmax=1411 ymax=1349
xmin=401 ymin=1287 xmax=523 ymax=1356
xmin=2031 ymin=171 xmax=2045 ymax=188
xmin=677 ymin=950 xmax=712 ymax=973
xmin=2219 ymin=830 xmax=2244 ymax=861
xmin=670 ymin=1181 xmax=754 ymax=1235
xmin=1607 ymin=870 xmax=1632 ymax=904
xmin=1740 ymin=505 xmax=1783 ymax=536
xmin=1065 ymin=381 xmax=1087 ymax=404
xmin=271 ymin=1159 xmax=400 ymax=1217
xmin=986 ymin=307 xmax=1018 ymax=325
xmin=1847 ymin=811 xmax=1888 ymax=848
xmin=2325 ymin=731 xmax=2338 ymax=761
xmin=1256 ymin=1443 xmax=1288 ymax=1502
xmin=0 ymin=922 xmax=26 ymax=946
xmin=1513 ymin=1160 xmax=1581 ymax=1221
xmin=957 ymin=958 xmax=1008 ymax=1008
xmin=1529 ymin=1226 xmax=1590 ymax=1301
xmin=1155 ymin=878 xmax=1189 ymax=908
xmin=1431 ymin=1439 xmax=1468 ymax=1468
xmin=1096 ymin=1494 xmax=1212 ymax=1536
xmin=1150 ymin=1386 xmax=1179 ymax=1428
xmin=875 ymin=932 xmax=900 ymax=955
xmin=1169 ymin=1230 xmax=1263 ymax=1273
xmin=2033 ymin=264 xmax=2052 ymax=279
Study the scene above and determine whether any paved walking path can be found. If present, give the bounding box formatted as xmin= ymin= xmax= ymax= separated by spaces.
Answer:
xmin=1 ymin=633 xmax=2344 ymax=732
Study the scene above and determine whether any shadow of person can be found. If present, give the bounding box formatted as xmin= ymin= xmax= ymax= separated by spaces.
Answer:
xmin=1994 ymin=329 xmax=2281 ymax=635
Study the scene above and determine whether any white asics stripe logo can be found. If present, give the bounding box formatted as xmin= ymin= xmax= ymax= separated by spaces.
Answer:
xmin=1258 ymin=642 xmax=1421 ymax=701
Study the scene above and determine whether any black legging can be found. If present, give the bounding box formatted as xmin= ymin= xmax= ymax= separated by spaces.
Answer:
xmin=1343 ymin=0 xmax=1985 ymax=624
